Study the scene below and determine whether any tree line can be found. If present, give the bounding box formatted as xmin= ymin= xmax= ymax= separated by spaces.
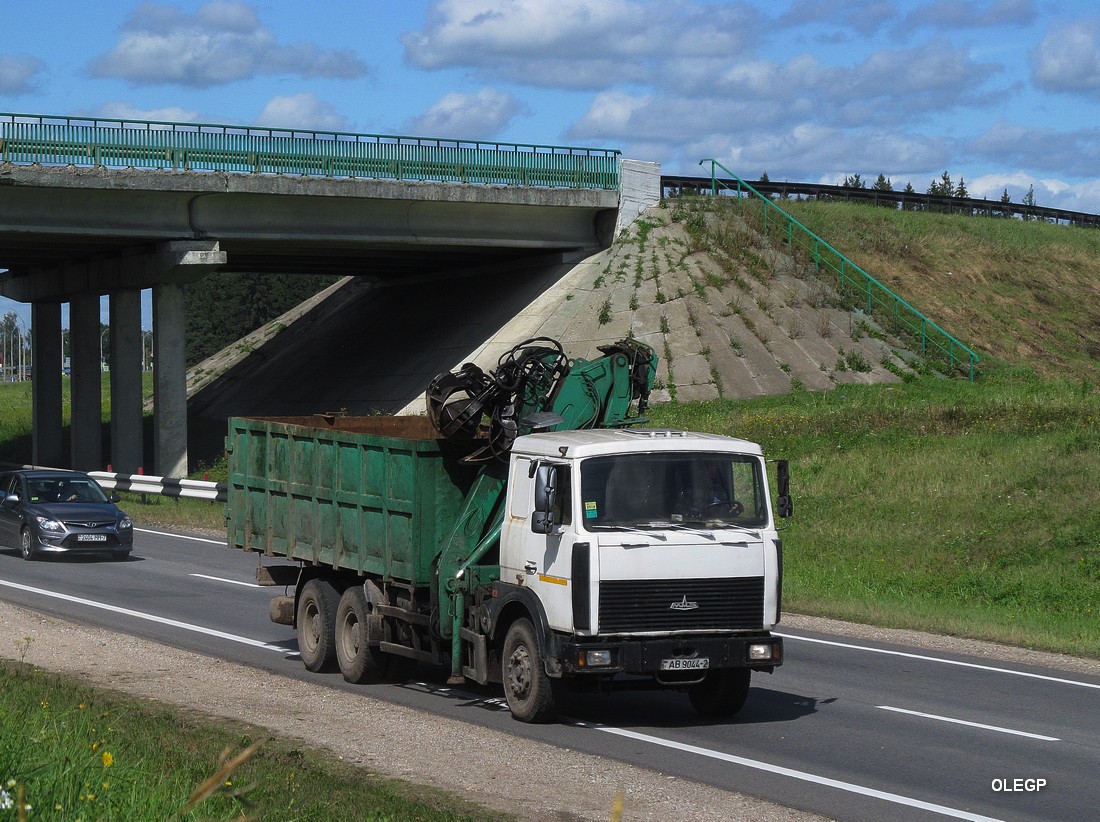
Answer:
xmin=758 ymin=169 xmax=1039 ymax=216
xmin=184 ymin=273 xmax=340 ymax=367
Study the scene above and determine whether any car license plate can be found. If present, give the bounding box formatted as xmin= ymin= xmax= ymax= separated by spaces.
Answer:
xmin=660 ymin=657 xmax=709 ymax=671
xmin=76 ymin=534 xmax=107 ymax=542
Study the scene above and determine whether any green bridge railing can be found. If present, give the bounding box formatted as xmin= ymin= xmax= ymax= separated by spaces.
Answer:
xmin=699 ymin=159 xmax=980 ymax=380
xmin=0 ymin=112 xmax=621 ymax=190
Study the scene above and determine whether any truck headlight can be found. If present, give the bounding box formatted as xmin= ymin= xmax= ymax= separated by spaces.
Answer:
xmin=749 ymin=642 xmax=779 ymax=661
xmin=578 ymin=649 xmax=611 ymax=667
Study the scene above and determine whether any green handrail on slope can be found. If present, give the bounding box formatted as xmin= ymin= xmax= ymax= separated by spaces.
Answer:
xmin=699 ymin=160 xmax=980 ymax=380
xmin=0 ymin=112 xmax=621 ymax=191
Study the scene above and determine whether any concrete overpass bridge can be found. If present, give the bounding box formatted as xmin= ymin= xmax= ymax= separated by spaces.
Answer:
xmin=0 ymin=112 xmax=659 ymax=476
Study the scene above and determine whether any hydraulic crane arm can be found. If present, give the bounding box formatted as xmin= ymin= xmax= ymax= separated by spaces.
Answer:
xmin=426 ymin=336 xmax=657 ymax=462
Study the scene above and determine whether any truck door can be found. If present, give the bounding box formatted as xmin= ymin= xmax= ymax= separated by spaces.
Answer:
xmin=503 ymin=457 xmax=578 ymax=633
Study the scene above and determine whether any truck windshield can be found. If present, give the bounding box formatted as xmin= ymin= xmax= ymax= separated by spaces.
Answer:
xmin=579 ymin=452 xmax=768 ymax=530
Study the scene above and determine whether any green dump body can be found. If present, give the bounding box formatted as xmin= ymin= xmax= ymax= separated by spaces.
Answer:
xmin=226 ymin=415 xmax=483 ymax=585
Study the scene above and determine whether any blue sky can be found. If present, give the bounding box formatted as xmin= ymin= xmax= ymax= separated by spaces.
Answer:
xmin=3 ymin=0 xmax=1100 ymax=326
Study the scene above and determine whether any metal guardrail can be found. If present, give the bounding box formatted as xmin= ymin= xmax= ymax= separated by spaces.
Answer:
xmin=662 ymin=175 xmax=1100 ymax=228
xmin=698 ymin=160 xmax=981 ymax=380
xmin=90 ymin=470 xmax=226 ymax=503
xmin=0 ymin=112 xmax=621 ymax=190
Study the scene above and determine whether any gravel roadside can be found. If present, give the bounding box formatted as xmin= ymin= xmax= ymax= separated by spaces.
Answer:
xmin=3 ymin=598 xmax=1096 ymax=821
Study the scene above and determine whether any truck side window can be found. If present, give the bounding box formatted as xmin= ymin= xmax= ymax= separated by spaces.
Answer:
xmin=554 ymin=467 xmax=572 ymax=527
xmin=510 ymin=458 xmax=535 ymax=519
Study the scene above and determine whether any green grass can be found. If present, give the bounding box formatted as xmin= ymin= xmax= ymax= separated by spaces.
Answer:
xmin=0 ymin=658 xmax=501 ymax=821
xmin=650 ymin=364 xmax=1100 ymax=658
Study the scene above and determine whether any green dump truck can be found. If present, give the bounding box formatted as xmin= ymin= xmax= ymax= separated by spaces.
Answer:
xmin=226 ymin=338 xmax=789 ymax=722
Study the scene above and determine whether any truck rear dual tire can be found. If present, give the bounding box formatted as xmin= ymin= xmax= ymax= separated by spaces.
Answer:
xmin=688 ymin=668 xmax=751 ymax=718
xmin=335 ymin=586 xmax=418 ymax=683
xmin=297 ymin=579 xmax=340 ymax=672
xmin=502 ymin=618 xmax=558 ymax=723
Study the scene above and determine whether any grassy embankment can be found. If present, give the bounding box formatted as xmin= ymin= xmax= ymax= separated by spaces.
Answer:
xmin=0 ymin=653 xmax=497 ymax=821
xmin=650 ymin=197 xmax=1100 ymax=658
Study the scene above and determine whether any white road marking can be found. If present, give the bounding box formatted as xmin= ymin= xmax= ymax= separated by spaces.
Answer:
xmin=877 ymin=706 xmax=1060 ymax=741
xmin=135 ymin=527 xmax=223 ymax=545
xmin=0 ymin=578 xmax=287 ymax=653
xmin=777 ymin=632 xmax=1100 ymax=689
xmin=190 ymin=573 xmax=261 ymax=588
xmin=581 ymin=723 xmax=1005 ymax=822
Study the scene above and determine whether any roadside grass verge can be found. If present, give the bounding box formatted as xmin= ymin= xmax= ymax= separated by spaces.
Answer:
xmin=650 ymin=365 xmax=1100 ymax=659
xmin=0 ymin=657 xmax=499 ymax=821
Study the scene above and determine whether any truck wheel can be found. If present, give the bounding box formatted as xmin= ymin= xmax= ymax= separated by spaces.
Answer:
xmin=689 ymin=669 xmax=751 ymax=718
xmin=502 ymin=618 xmax=557 ymax=723
xmin=297 ymin=578 xmax=339 ymax=672
xmin=335 ymin=587 xmax=373 ymax=684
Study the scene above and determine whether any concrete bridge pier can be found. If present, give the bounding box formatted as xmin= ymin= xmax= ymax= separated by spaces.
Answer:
xmin=108 ymin=290 xmax=143 ymax=474
xmin=69 ymin=294 xmax=102 ymax=471
xmin=14 ymin=240 xmax=225 ymax=475
xmin=30 ymin=303 xmax=63 ymax=468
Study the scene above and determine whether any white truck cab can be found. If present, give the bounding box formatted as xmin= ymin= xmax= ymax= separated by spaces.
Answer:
xmin=489 ymin=427 xmax=787 ymax=720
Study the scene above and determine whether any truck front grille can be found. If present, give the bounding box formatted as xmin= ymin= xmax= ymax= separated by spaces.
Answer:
xmin=598 ymin=577 xmax=765 ymax=633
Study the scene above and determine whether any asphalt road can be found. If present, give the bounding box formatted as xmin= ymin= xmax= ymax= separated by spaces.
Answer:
xmin=1 ymin=526 xmax=1096 ymax=822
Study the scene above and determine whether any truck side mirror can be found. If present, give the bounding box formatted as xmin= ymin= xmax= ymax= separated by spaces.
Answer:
xmin=775 ymin=459 xmax=792 ymax=519
xmin=531 ymin=464 xmax=558 ymax=534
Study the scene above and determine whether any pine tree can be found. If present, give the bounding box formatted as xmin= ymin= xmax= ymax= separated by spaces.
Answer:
xmin=1022 ymin=184 xmax=1036 ymax=221
xmin=954 ymin=177 xmax=968 ymax=199
xmin=903 ymin=181 xmax=917 ymax=211
xmin=872 ymin=173 xmax=893 ymax=191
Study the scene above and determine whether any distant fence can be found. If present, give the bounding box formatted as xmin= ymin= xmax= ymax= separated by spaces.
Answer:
xmin=661 ymin=174 xmax=1100 ymax=228
xmin=90 ymin=470 xmax=225 ymax=503
xmin=1 ymin=111 xmax=622 ymax=190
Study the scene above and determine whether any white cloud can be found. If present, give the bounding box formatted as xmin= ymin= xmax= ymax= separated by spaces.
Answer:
xmin=402 ymin=0 xmax=763 ymax=89
xmin=95 ymin=101 xmax=201 ymax=123
xmin=0 ymin=55 xmax=46 ymax=94
xmin=255 ymin=93 xmax=351 ymax=132
xmin=1031 ymin=19 xmax=1100 ymax=95
xmin=405 ymin=89 xmax=529 ymax=140
xmin=89 ymin=1 xmax=368 ymax=88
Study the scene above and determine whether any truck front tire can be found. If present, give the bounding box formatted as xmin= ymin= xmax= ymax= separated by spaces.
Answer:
xmin=297 ymin=579 xmax=339 ymax=672
xmin=688 ymin=668 xmax=751 ymax=718
xmin=502 ymin=618 xmax=558 ymax=723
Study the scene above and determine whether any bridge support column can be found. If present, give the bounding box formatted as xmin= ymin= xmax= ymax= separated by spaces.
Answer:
xmin=150 ymin=240 xmax=225 ymax=477
xmin=70 ymin=294 xmax=103 ymax=472
xmin=31 ymin=303 xmax=64 ymax=468
xmin=109 ymin=290 xmax=144 ymax=473
xmin=153 ymin=283 xmax=187 ymax=478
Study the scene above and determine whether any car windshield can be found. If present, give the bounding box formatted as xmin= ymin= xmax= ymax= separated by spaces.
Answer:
xmin=29 ymin=477 xmax=110 ymax=504
xmin=580 ymin=452 xmax=768 ymax=530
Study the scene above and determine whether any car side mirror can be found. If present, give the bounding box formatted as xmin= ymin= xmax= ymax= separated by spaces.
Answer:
xmin=108 ymin=491 xmax=121 ymax=503
xmin=1 ymin=493 xmax=18 ymax=509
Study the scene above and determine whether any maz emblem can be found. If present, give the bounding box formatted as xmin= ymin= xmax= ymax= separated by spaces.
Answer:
xmin=669 ymin=595 xmax=700 ymax=611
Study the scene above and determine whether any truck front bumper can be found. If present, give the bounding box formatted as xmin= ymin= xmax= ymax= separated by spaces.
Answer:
xmin=556 ymin=633 xmax=782 ymax=677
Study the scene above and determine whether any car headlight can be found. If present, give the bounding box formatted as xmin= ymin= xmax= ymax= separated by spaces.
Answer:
xmin=34 ymin=515 xmax=64 ymax=533
xmin=118 ymin=515 xmax=133 ymax=530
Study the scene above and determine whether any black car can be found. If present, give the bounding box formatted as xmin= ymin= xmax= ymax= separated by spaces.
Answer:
xmin=0 ymin=469 xmax=134 ymax=561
